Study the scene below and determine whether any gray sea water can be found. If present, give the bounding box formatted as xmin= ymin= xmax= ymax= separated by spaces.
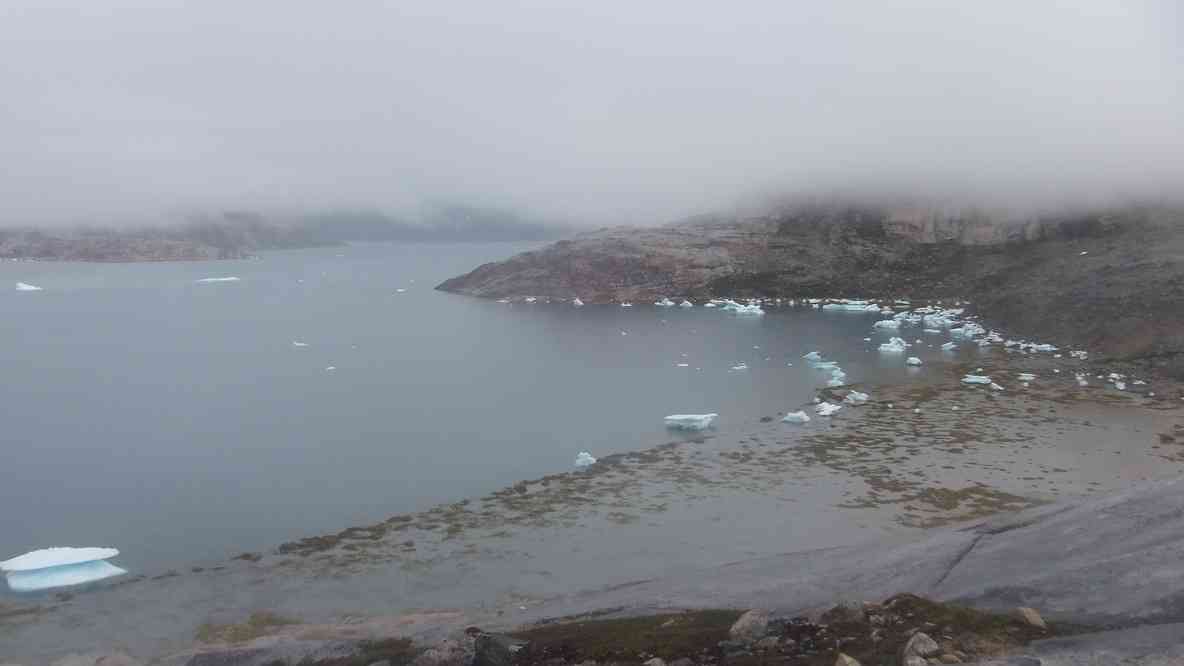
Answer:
xmin=0 ymin=243 xmax=953 ymax=576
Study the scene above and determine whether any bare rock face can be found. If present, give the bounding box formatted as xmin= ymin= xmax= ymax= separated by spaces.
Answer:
xmin=1013 ymin=607 xmax=1048 ymax=631
xmin=728 ymin=609 xmax=771 ymax=641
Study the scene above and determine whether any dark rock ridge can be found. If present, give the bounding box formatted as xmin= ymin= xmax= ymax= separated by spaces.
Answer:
xmin=437 ymin=204 xmax=1184 ymax=377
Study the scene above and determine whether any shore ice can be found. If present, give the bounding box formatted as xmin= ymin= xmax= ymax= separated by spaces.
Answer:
xmin=573 ymin=451 xmax=597 ymax=467
xmin=879 ymin=337 xmax=908 ymax=353
xmin=844 ymin=391 xmax=869 ymax=405
xmin=815 ymin=402 xmax=843 ymax=416
xmin=782 ymin=410 xmax=811 ymax=424
xmin=664 ymin=413 xmax=718 ymax=430
xmin=962 ymin=374 xmax=992 ymax=385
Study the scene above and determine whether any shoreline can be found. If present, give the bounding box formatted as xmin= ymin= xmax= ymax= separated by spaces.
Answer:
xmin=4 ymin=324 xmax=1182 ymax=663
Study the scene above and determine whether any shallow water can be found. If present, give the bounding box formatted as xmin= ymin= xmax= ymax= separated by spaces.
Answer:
xmin=1 ymin=243 xmax=957 ymax=576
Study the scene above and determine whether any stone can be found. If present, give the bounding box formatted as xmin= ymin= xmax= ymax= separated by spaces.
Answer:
xmin=754 ymin=636 xmax=780 ymax=651
xmin=901 ymin=632 xmax=941 ymax=660
xmin=903 ymin=657 xmax=927 ymax=666
xmin=413 ymin=639 xmax=468 ymax=666
xmin=473 ymin=634 xmax=528 ymax=666
xmin=835 ymin=654 xmax=861 ymax=666
xmin=643 ymin=659 xmax=666 ymax=666
xmin=1013 ymin=607 xmax=1048 ymax=630
xmin=728 ymin=609 xmax=770 ymax=641
xmin=938 ymin=654 xmax=962 ymax=664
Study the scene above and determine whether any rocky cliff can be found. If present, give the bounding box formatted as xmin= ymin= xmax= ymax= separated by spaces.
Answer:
xmin=438 ymin=205 xmax=1184 ymax=376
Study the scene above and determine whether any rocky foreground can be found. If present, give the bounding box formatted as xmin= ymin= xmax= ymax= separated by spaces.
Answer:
xmin=437 ymin=205 xmax=1184 ymax=378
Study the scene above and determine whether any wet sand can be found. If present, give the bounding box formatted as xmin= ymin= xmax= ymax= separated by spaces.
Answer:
xmin=3 ymin=348 xmax=1182 ymax=662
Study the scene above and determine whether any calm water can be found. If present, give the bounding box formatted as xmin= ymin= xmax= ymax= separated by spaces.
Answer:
xmin=0 ymin=243 xmax=951 ymax=574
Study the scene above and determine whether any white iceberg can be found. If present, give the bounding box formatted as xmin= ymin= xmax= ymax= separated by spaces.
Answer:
xmin=664 ymin=413 xmax=718 ymax=430
xmin=872 ymin=319 xmax=901 ymax=330
xmin=572 ymin=297 xmax=584 ymax=306
xmin=15 ymin=282 xmax=43 ymax=291
xmin=879 ymin=337 xmax=908 ymax=353
xmin=195 ymin=277 xmax=240 ymax=283
xmin=844 ymin=390 xmax=869 ymax=405
xmin=2 ymin=547 xmax=126 ymax=592
xmin=655 ymin=298 xmax=676 ymax=307
xmin=782 ymin=410 xmax=811 ymax=424
xmin=961 ymin=374 xmax=992 ymax=385
xmin=679 ymin=300 xmax=694 ymax=308
xmin=941 ymin=341 xmax=957 ymax=351
xmin=906 ymin=356 xmax=923 ymax=366
xmin=815 ymin=402 xmax=843 ymax=416
xmin=574 ymin=451 xmax=597 ymax=467
xmin=802 ymin=351 xmax=823 ymax=361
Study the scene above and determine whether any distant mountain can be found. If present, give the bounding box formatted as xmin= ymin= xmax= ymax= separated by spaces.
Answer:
xmin=0 ymin=204 xmax=567 ymax=262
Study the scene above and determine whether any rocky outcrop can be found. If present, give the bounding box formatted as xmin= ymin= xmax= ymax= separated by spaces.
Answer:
xmin=439 ymin=204 xmax=1184 ymax=377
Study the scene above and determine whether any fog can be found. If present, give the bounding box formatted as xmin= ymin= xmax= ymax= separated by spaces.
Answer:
xmin=1 ymin=0 xmax=1180 ymax=226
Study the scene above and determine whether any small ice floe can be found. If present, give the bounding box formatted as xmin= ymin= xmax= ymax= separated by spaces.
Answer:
xmin=810 ymin=360 xmax=838 ymax=369
xmin=730 ymin=363 xmax=749 ymax=371
xmin=195 ymin=277 xmax=240 ymax=283
xmin=325 ymin=366 xmax=336 ymax=371
xmin=620 ymin=330 xmax=628 ymax=336
xmin=497 ymin=298 xmax=511 ymax=304
xmin=396 ymin=288 xmax=407 ymax=293
xmin=815 ymin=402 xmax=843 ymax=416
xmin=873 ymin=319 xmax=901 ymax=330
xmin=844 ymin=391 xmax=869 ymax=405
xmin=1134 ymin=379 xmax=1147 ymax=386
xmin=524 ymin=297 xmax=537 ymax=303
xmin=574 ymin=451 xmax=597 ymax=468
xmin=802 ymin=351 xmax=823 ymax=361
xmin=879 ymin=337 xmax=908 ymax=353
xmin=676 ymin=363 xmax=690 ymax=367
xmin=1018 ymin=372 xmax=1036 ymax=382
xmin=906 ymin=356 xmax=923 ymax=366
xmin=703 ymin=302 xmax=717 ymax=308
xmin=1114 ymin=381 xmax=1127 ymax=391
xmin=962 ymin=374 xmax=992 ymax=385
xmin=15 ymin=282 xmax=43 ymax=291
xmin=782 ymin=410 xmax=811 ymax=424
xmin=1053 ymin=368 xmax=1061 ymax=374
xmin=991 ymin=382 xmax=1005 ymax=391
xmin=620 ymin=302 xmax=633 ymax=307
xmin=1080 ymin=250 xmax=1089 ymax=256
xmin=679 ymin=300 xmax=694 ymax=308
xmin=1076 ymin=373 xmax=1089 ymax=387
xmin=1 ymin=547 xmax=126 ymax=592
xmin=728 ymin=303 xmax=765 ymax=315
xmin=292 ymin=341 xmax=309 ymax=347
xmin=831 ymin=368 xmax=847 ymax=381
xmin=863 ymin=337 xmax=872 ymax=342
xmin=923 ymin=329 xmax=942 ymax=334
xmin=655 ymin=298 xmax=676 ymax=307
xmin=827 ymin=377 xmax=845 ymax=387
xmin=941 ymin=341 xmax=957 ymax=351
xmin=913 ymin=408 xmax=922 ymax=414
xmin=1070 ymin=350 xmax=1089 ymax=360
xmin=664 ymin=413 xmax=718 ymax=430
xmin=572 ymin=297 xmax=584 ymax=307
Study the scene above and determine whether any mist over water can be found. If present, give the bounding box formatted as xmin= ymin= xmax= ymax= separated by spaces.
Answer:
xmin=1 ymin=1 xmax=1180 ymax=226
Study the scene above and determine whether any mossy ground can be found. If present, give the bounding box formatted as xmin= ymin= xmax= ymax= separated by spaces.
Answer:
xmin=195 ymin=611 xmax=298 ymax=644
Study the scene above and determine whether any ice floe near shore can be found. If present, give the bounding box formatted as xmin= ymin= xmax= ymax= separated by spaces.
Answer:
xmin=1 ymin=547 xmax=126 ymax=592
xmin=664 ymin=413 xmax=718 ymax=430
xmin=879 ymin=337 xmax=908 ymax=353
xmin=782 ymin=410 xmax=810 ymax=424
xmin=815 ymin=402 xmax=843 ymax=416
xmin=573 ymin=451 xmax=597 ymax=467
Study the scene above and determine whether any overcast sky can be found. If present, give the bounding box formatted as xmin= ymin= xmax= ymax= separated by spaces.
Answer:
xmin=0 ymin=0 xmax=1180 ymax=226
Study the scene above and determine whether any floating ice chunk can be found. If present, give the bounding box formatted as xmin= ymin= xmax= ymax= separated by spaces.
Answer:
xmin=1076 ymin=373 xmax=1089 ymax=387
xmin=620 ymin=302 xmax=632 ymax=307
xmin=802 ymin=351 xmax=822 ymax=361
xmin=1080 ymin=250 xmax=1089 ymax=255
xmin=863 ymin=337 xmax=872 ymax=342
xmin=395 ymin=288 xmax=407 ymax=293
xmin=6 ymin=560 xmax=127 ymax=592
xmin=991 ymin=382 xmax=1005 ymax=391
xmin=961 ymin=374 xmax=992 ymax=385
xmin=664 ymin=413 xmax=718 ymax=430
xmin=325 ymin=366 xmax=336 ymax=371
xmin=1115 ymin=381 xmax=1127 ymax=391
xmin=941 ymin=341 xmax=957 ymax=351
xmin=815 ymin=402 xmax=843 ymax=416
xmin=831 ymin=368 xmax=847 ymax=380
xmin=574 ymin=451 xmax=597 ymax=467
xmin=292 ymin=341 xmax=309 ymax=347
xmin=15 ymin=282 xmax=43 ymax=291
xmin=703 ymin=302 xmax=717 ymax=308
xmin=730 ymin=304 xmax=765 ymax=315
xmin=923 ymin=329 xmax=942 ymax=334
xmin=1017 ymin=373 xmax=1036 ymax=382
xmin=730 ymin=363 xmax=749 ymax=371
xmin=676 ymin=363 xmax=689 ymax=367
xmin=827 ymin=377 xmax=844 ymax=387
xmin=1069 ymin=350 xmax=1088 ymax=360
xmin=810 ymin=360 xmax=838 ymax=370
xmin=524 ymin=297 xmax=537 ymax=303
xmin=679 ymin=300 xmax=694 ymax=308
xmin=873 ymin=319 xmax=901 ymax=330
xmin=906 ymin=356 xmax=922 ymax=366
xmin=572 ymin=297 xmax=584 ymax=306
xmin=1134 ymin=379 xmax=1147 ymax=386
xmin=781 ymin=410 xmax=811 ymax=424
xmin=1 ymin=547 xmax=120 ymax=572
xmin=879 ymin=337 xmax=908 ymax=353
xmin=844 ymin=391 xmax=869 ymax=405
xmin=655 ymin=298 xmax=675 ymax=307
xmin=195 ymin=277 xmax=240 ymax=283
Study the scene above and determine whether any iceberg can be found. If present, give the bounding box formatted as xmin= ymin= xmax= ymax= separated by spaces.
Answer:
xmin=15 ymin=282 xmax=43 ymax=291
xmin=815 ymin=402 xmax=843 ymax=416
xmin=655 ymin=298 xmax=676 ymax=307
xmin=941 ymin=341 xmax=957 ymax=351
xmin=679 ymin=300 xmax=694 ymax=308
xmin=782 ymin=410 xmax=811 ymax=424
xmin=195 ymin=277 xmax=240 ymax=283
xmin=574 ymin=451 xmax=597 ymax=468
xmin=961 ymin=374 xmax=992 ymax=385
xmin=844 ymin=391 xmax=869 ymax=405
xmin=2 ymin=547 xmax=126 ymax=592
xmin=872 ymin=319 xmax=901 ymax=330
xmin=664 ymin=413 xmax=718 ymax=430
xmin=879 ymin=337 xmax=908 ymax=353
xmin=906 ymin=356 xmax=922 ymax=366
xmin=572 ymin=297 xmax=584 ymax=307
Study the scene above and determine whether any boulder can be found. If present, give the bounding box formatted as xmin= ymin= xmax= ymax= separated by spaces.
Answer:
xmin=902 ymin=657 xmax=927 ymax=666
xmin=643 ymin=659 xmax=666 ymax=666
xmin=835 ymin=654 xmax=861 ymax=666
xmin=1013 ymin=607 xmax=1047 ymax=631
xmin=937 ymin=654 xmax=962 ymax=664
xmin=728 ymin=609 xmax=770 ymax=641
xmin=901 ymin=632 xmax=941 ymax=660
xmin=473 ymin=634 xmax=527 ymax=666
